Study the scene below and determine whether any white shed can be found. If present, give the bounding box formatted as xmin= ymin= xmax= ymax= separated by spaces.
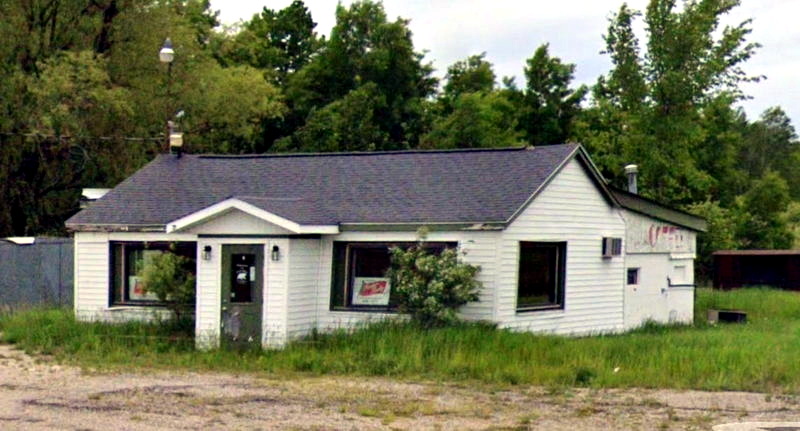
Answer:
xmin=67 ymin=144 xmax=705 ymax=348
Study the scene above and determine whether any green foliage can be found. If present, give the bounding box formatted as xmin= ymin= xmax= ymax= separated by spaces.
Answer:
xmin=277 ymin=83 xmax=389 ymax=152
xmin=583 ymin=0 xmax=762 ymax=204
xmin=6 ymin=288 xmax=800 ymax=393
xmin=387 ymin=234 xmax=482 ymax=327
xmin=686 ymin=200 xmax=740 ymax=281
xmin=213 ymin=0 xmax=319 ymax=84
xmin=0 ymin=0 xmax=798 ymax=263
xmin=140 ymin=250 xmax=196 ymax=321
xmin=282 ymin=1 xmax=437 ymax=149
xmin=0 ymin=0 xmax=287 ymax=236
xmin=422 ymin=91 xmax=522 ymax=149
xmin=741 ymin=107 xmax=800 ymax=199
xmin=180 ymin=63 xmax=286 ymax=153
xmin=735 ymin=171 xmax=793 ymax=249
xmin=441 ymin=53 xmax=496 ymax=106
xmin=518 ymin=43 xmax=588 ymax=146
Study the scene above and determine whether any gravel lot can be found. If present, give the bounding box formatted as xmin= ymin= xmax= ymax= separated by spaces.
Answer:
xmin=1 ymin=343 xmax=799 ymax=430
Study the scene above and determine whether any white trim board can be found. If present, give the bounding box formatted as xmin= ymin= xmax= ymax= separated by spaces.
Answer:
xmin=165 ymin=198 xmax=339 ymax=235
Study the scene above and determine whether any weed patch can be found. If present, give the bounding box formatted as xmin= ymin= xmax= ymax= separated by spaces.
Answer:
xmin=2 ymin=288 xmax=800 ymax=392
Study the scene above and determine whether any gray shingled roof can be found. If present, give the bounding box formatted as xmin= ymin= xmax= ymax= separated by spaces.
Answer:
xmin=67 ymin=144 xmax=584 ymax=230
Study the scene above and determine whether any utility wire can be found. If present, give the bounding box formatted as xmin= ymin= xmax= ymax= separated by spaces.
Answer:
xmin=0 ymin=131 xmax=164 ymax=142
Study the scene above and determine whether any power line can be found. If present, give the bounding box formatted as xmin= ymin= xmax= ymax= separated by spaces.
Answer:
xmin=0 ymin=131 xmax=163 ymax=142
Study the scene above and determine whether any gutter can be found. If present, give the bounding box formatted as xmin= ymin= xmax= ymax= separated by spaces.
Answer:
xmin=65 ymin=223 xmax=167 ymax=233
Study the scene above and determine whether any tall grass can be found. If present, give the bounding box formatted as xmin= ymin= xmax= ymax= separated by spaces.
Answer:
xmin=2 ymin=287 xmax=800 ymax=392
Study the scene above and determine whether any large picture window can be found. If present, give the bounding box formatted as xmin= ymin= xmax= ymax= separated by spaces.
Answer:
xmin=110 ymin=242 xmax=196 ymax=306
xmin=330 ymin=241 xmax=456 ymax=311
xmin=517 ymin=242 xmax=566 ymax=311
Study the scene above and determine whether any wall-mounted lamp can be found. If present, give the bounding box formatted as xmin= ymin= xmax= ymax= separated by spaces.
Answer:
xmin=202 ymin=245 xmax=212 ymax=261
xmin=271 ymin=245 xmax=281 ymax=262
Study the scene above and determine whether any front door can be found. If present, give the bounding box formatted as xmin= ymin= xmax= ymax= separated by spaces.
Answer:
xmin=221 ymin=244 xmax=263 ymax=347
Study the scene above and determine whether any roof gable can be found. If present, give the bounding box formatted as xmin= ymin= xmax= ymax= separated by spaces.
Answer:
xmin=167 ymin=198 xmax=339 ymax=235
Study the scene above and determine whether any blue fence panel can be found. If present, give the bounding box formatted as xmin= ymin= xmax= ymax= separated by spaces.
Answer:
xmin=0 ymin=238 xmax=73 ymax=309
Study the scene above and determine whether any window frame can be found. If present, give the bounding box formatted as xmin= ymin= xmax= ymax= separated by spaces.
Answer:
xmin=108 ymin=241 xmax=197 ymax=307
xmin=627 ymin=267 xmax=640 ymax=285
xmin=329 ymin=241 xmax=457 ymax=312
xmin=516 ymin=241 xmax=567 ymax=313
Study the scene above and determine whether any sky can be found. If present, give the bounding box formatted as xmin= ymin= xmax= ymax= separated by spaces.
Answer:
xmin=209 ymin=0 xmax=800 ymax=127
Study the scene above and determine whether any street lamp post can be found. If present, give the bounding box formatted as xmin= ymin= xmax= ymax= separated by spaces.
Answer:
xmin=159 ymin=38 xmax=175 ymax=152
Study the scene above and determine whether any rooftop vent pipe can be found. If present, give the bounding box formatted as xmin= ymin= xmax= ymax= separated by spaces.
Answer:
xmin=624 ymin=164 xmax=638 ymax=194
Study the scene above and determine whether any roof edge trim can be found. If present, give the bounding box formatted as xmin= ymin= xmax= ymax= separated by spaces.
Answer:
xmin=504 ymin=144 xmax=620 ymax=226
xmin=165 ymin=198 xmax=340 ymax=235
xmin=197 ymin=146 xmax=529 ymax=160
xmin=612 ymin=188 xmax=707 ymax=232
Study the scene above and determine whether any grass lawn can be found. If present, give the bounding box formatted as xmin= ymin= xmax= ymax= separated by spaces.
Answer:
xmin=2 ymin=287 xmax=800 ymax=392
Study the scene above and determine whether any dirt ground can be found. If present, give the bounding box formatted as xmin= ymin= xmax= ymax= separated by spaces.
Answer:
xmin=0 ymin=344 xmax=799 ymax=430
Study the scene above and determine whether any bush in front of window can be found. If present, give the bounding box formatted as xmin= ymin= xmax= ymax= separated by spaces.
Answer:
xmin=140 ymin=251 xmax=196 ymax=323
xmin=388 ymin=237 xmax=481 ymax=327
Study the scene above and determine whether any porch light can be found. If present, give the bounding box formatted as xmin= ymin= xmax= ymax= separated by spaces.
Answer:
xmin=271 ymin=245 xmax=280 ymax=262
xmin=202 ymin=245 xmax=212 ymax=261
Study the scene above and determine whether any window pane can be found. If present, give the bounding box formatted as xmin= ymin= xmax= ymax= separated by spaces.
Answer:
xmin=230 ymin=253 xmax=255 ymax=303
xmin=127 ymin=249 xmax=162 ymax=301
xmin=330 ymin=243 xmax=348 ymax=308
xmin=627 ymin=268 xmax=639 ymax=285
xmin=330 ymin=242 xmax=457 ymax=311
xmin=351 ymin=246 xmax=392 ymax=306
xmin=110 ymin=242 xmax=196 ymax=305
xmin=111 ymin=244 xmax=125 ymax=304
xmin=518 ymin=242 xmax=563 ymax=309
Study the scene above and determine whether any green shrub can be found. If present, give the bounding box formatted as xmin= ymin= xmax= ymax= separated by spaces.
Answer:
xmin=141 ymin=250 xmax=196 ymax=322
xmin=387 ymin=231 xmax=482 ymax=327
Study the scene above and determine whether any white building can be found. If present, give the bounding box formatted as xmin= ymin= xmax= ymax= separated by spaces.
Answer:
xmin=67 ymin=144 xmax=706 ymax=348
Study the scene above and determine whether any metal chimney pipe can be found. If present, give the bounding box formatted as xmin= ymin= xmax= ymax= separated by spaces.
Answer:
xmin=624 ymin=164 xmax=638 ymax=194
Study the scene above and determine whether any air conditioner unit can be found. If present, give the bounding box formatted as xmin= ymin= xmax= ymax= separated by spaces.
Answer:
xmin=602 ymin=237 xmax=622 ymax=258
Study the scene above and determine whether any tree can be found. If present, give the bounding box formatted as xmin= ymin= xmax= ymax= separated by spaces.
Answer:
xmin=518 ymin=44 xmax=587 ymax=146
xmin=276 ymin=83 xmax=389 ymax=152
xmin=741 ymin=107 xmax=800 ymax=199
xmin=685 ymin=200 xmax=740 ymax=282
xmin=441 ymin=53 xmax=496 ymax=108
xmin=387 ymin=232 xmax=482 ymax=327
xmin=0 ymin=0 xmax=288 ymax=236
xmin=583 ymin=0 xmax=761 ymax=204
xmin=283 ymin=1 xmax=437 ymax=149
xmin=179 ymin=63 xmax=286 ymax=153
xmin=214 ymin=0 xmax=319 ymax=85
xmin=105 ymin=1 xmax=286 ymax=153
xmin=0 ymin=51 xmax=136 ymax=236
xmin=735 ymin=171 xmax=793 ymax=250
xmin=422 ymin=91 xmax=521 ymax=149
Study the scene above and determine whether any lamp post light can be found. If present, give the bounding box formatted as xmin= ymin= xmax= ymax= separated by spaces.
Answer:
xmin=159 ymin=38 xmax=175 ymax=152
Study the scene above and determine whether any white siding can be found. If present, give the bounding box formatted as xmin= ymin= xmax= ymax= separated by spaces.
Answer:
xmin=286 ymin=239 xmax=321 ymax=339
xmin=74 ymin=224 xmax=291 ymax=349
xmin=622 ymin=210 xmax=697 ymax=328
xmin=313 ymin=230 xmax=499 ymax=332
xmin=74 ymin=232 xmax=109 ymax=318
xmin=186 ymin=209 xmax=292 ymax=235
xmin=263 ymin=238 xmax=289 ymax=347
xmin=73 ymin=232 xmax=182 ymax=323
xmin=74 ymin=155 xmax=701 ymax=346
xmin=195 ymin=239 xmax=220 ymax=348
xmin=497 ymin=158 xmax=627 ymax=335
